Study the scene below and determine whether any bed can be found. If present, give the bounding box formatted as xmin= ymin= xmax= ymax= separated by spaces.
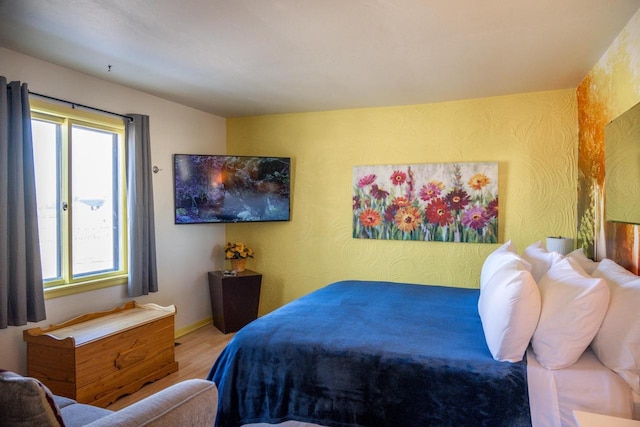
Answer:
xmin=207 ymin=279 xmax=635 ymax=427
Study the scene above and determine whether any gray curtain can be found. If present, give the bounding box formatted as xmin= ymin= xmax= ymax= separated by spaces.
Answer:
xmin=126 ymin=114 xmax=158 ymax=297
xmin=0 ymin=77 xmax=46 ymax=328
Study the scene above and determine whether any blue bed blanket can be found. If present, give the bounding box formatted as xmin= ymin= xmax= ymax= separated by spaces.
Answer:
xmin=208 ymin=280 xmax=531 ymax=427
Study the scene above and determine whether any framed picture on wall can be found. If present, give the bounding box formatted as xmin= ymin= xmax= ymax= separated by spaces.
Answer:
xmin=352 ymin=162 xmax=498 ymax=243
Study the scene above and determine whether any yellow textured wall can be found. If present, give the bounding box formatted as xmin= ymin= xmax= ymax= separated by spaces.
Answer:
xmin=577 ymin=9 xmax=640 ymax=272
xmin=228 ymin=89 xmax=578 ymax=314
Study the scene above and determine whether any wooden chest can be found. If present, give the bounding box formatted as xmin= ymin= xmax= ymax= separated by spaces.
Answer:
xmin=23 ymin=301 xmax=179 ymax=408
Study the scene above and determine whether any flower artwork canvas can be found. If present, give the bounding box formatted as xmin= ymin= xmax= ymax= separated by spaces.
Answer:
xmin=353 ymin=162 xmax=498 ymax=243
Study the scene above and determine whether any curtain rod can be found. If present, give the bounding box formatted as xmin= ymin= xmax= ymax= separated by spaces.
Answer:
xmin=28 ymin=91 xmax=134 ymax=122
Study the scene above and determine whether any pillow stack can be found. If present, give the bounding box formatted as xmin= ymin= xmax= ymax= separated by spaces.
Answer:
xmin=478 ymin=241 xmax=540 ymax=362
xmin=480 ymin=240 xmax=638 ymax=392
xmin=478 ymin=241 xmax=610 ymax=367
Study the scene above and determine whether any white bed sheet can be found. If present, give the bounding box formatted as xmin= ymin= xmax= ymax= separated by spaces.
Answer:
xmin=527 ymin=347 xmax=634 ymax=427
xmin=245 ymin=347 xmax=635 ymax=427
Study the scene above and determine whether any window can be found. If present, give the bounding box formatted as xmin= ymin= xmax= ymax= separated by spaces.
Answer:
xmin=30 ymin=99 xmax=127 ymax=297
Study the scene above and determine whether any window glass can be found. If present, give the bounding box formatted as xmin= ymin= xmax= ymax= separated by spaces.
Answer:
xmin=71 ymin=125 xmax=121 ymax=277
xmin=30 ymin=100 xmax=127 ymax=296
xmin=32 ymin=119 xmax=61 ymax=281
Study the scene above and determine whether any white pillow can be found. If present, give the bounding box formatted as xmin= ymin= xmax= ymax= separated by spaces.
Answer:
xmin=566 ymin=247 xmax=599 ymax=275
xmin=591 ymin=258 xmax=640 ymax=393
xmin=522 ymin=241 xmax=563 ymax=282
xmin=531 ymin=257 xmax=610 ymax=369
xmin=478 ymin=253 xmax=540 ymax=362
xmin=480 ymin=240 xmax=529 ymax=289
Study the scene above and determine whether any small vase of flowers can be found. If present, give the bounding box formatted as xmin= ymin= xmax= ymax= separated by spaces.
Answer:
xmin=224 ymin=242 xmax=254 ymax=272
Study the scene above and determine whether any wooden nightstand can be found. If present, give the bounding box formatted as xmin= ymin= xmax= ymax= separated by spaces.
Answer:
xmin=573 ymin=410 xmax=640 ymax=427
xmin=208 ymin=270 xmax=262 ymax=333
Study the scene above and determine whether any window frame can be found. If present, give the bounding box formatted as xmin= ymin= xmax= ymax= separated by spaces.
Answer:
xmin=30 ymin=98 xmax=129 ymax=299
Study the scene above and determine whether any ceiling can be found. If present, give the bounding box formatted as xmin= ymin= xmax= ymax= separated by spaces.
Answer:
xmin=0 ymin=0 xmax=639 ymax=118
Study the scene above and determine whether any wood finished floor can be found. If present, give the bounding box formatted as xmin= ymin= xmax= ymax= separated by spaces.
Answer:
xmin=106 ymin=323 xmax=233 ymax=411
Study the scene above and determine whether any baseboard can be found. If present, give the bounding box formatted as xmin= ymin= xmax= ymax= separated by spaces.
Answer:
xmin=175 ymin=317 xmax=212 ymax=339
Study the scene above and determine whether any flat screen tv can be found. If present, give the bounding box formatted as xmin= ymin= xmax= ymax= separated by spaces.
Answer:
xmin=173 ymin=154 xmax=291 ymax=224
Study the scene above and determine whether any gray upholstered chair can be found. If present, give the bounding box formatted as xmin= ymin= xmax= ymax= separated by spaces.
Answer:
xmin=0 ymin=370 xmax=218 ymax=427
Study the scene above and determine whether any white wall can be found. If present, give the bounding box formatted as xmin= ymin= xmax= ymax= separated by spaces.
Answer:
xmin=0 ymin=47 xmax=227 ymax=374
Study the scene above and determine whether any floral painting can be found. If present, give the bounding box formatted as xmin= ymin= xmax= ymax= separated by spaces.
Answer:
xmin=353 ymin=162 xmax=498 ymax=243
